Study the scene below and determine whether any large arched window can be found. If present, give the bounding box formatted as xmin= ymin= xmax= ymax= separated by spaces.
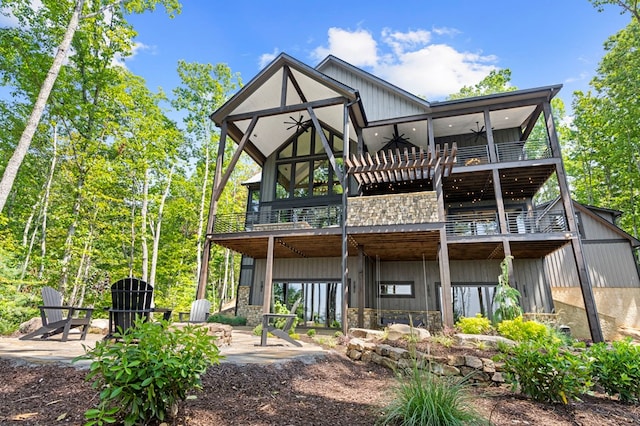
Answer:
xmin=274 ymin=125 xmax=344 ymax=200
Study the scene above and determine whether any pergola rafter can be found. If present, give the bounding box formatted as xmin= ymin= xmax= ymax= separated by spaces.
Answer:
xmin=345 ymin=143 xmax=457 ymax=186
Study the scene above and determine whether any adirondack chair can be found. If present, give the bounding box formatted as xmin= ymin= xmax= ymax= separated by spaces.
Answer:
xmin=106 ymin=277 xmax=171 ymax=338
xmin=260 ymin=298 xmax=302 ymax=347
xmin=20 ymin=286 xmax=94 ymax=342
xmin=178 ymin=299 xmax=211 ymax=322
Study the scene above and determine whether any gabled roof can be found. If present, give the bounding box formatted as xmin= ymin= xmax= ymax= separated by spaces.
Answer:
xmin=210 ymin=53 xmax=366 ymax=165
xmin=539 ymin=198 xmax=640 ymax=248
xmin=574 ymin=202 xmax=640 ymax=248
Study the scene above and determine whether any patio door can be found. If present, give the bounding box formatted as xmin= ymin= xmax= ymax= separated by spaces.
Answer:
xmin=437 ymin=282 xmax=497 ymax=322
xmin=273 ymin=281 xmax=342 ymax=329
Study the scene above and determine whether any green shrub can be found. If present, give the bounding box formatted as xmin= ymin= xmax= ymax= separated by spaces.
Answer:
xmin=378 ymin=365 xmax=488 ymax=425
xmin=207 ymin=313 xmax=247 ymax=326
xmin=493 ymin=256 xmax=523 ymax=323
xmin=334 ymin=330 xmax=344 ymax=338
xmin=455 ymin=314 xmax=492 ymax=335
xmin=500 ymin=340 xmax=591 ymax=404
xmin=75 ymin=319 xmax=221 ymax=426
xmin=306 ymin=328 xmax=316 ymax=337
xmin=497 ymin=316 xmax=548 ymax=342
xmin=252 ymin=324 xmax=263 ymax=336
xmin=587 ymin=338 xmax=640 ymax=402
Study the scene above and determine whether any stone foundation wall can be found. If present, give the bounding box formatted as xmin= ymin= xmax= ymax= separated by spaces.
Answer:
xmin=346 ymin=191 xmax=439 ymax=227
xmin=236 ymin=286 xmax=263 ymax=326
xmin=346 ymin=338 xmax=505 ymax=385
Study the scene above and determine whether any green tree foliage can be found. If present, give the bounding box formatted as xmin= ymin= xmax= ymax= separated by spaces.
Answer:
xmin=568 ymin=14 xmax=640 ymax=238
xmin=447 ymin=69 xmax=517 ymax=100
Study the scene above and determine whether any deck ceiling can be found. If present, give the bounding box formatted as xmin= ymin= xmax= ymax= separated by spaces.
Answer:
xmin=444 ymin=164 xmax=556 ymax=205
xmin=212 ymin=229 xmax=570 ymax=261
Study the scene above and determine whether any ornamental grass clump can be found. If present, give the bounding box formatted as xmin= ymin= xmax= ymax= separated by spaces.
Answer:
xmin=378 ymin=364 xmax=489 ymax=426
xmin=75 ymin=319 xmax=221 ymax=426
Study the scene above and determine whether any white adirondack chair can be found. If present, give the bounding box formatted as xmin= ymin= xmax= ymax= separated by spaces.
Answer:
xmin=178 ymin=299 xmax=211 ymax=322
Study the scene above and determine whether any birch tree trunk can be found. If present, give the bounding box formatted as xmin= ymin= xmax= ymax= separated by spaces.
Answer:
xmin=149 ymin=166 xmax=173 ymax=288
xmin=59 ymin=177 xmax=84 ymax=294
xmin=195 ymin=128 xmax=210 ymax=283
xmin=0 ymin=0 xmax=84 ymax=213
xmin=39 ymin=126 xmax=58 ymax=280
xmin=141 ymin=167 xmax=149 ymax=282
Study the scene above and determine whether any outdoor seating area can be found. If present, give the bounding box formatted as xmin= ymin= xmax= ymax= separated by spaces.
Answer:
xmin=19 ymin=286 xmax=94 ymax=342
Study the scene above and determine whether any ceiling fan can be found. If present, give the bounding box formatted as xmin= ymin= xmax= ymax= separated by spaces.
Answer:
xmin=284 ymin=114 xmax=312 ymax=132
xmin=383 ymin=124 xmax=410 ymax=149
xmin=470 ymin=121 xmax=491 ymax=143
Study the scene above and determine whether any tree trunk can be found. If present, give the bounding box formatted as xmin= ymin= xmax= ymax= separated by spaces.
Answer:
xmin=0 ymin=0 xmax=85 ymax=213
xmin=39 ymin=126 xmax=57 ymax=280
xmin=59 ymin=177 xmax=84 ymax=294
xmin=149 ymin=166 xmax=173 ymax=288
xmin=195 ymin=131 xmax=211 ymax=284
xmin=141 ymin=167 xmax=149 ymax=282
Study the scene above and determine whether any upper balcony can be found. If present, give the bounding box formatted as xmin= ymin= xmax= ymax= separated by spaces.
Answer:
xmin=213 ymin=205 xmax=343 ymax=234
xmin=456 ymin=139 xmax=552 ymax=167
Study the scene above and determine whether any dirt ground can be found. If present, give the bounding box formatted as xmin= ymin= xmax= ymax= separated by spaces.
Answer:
xmin=1 ymin=346 xmax=639 ymax=425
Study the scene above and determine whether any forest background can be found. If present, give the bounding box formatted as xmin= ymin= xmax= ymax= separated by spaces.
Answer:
xmin=0 ymin=0 xmax=638 ymax=333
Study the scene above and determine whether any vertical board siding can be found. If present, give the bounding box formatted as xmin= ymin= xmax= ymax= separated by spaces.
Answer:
xmin=584 ymin=242 xmax=640 ymax=288
xmin=319 ymin=63 xmax=427 ymax=121
xmin=581 ymin=212 xmax=623 ymax=240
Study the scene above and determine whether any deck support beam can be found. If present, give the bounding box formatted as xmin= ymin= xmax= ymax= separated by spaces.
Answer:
xmin=545 ymin=101 xmax=603 ymax=342
xmin=262 ymin=236 xmax=275 ymax=314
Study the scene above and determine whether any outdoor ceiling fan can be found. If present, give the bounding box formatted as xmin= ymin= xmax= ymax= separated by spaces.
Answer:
xmin=284 ymin=114 xmax=312 ymax=132
xmin=470 ymin=121 xmax=492 ymax=143
xmin=383 ymin=124 xmax=410 ymax=149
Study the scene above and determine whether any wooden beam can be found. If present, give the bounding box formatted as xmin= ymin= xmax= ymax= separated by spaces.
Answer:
xmin=197 ymin=120 xmax=228 ymax=300
xmin=308 ymin=106 xmax=343 ymax=183
xmin=212 ymin=116 xmax=258 ymax=203
xmin=226 ymin=96 xmax=345 ymax=123
xmin=263 ymin=236 xmax=275 ymax=314
xmin=358 ymin=245 xmax=365 ymax=328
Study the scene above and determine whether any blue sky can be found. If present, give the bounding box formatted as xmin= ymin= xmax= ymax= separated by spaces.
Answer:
xmin=122 ymin=0 xmax=632 ymax=111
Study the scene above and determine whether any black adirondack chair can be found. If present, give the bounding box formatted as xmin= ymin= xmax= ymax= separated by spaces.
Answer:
xmin=106 ymin=278 xmax=170 ymax=339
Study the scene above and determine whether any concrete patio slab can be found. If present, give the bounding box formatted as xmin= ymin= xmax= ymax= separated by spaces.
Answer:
xmin=0 ymin=329 xmax=330 ymax=367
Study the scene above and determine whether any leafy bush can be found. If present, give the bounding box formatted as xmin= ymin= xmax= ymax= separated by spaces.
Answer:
xmin=497 ymin=316 xmax=548 ymax=342
xmin=455 ymin=314 xmax=492 ymax=335
xmin=207 ymin=313 xmax=247 ymax=326
xmin=587 ymin=338 xmax=640 ymax=402
xmin=379 ymin=365 xmax=488 ymax=425
xmin=273 ymin=300 xmax=299 ymax=333
xmin=500 ymin=340 xmax=591 ymax=404
xmin=75 ymin=319 xmax=221 ymax=426
xmin=306 ymin=328 xmax=316 ymax=337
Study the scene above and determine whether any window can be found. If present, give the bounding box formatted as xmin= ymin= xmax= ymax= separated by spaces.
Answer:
xmin=274 ymin=125 xmax=343 ymax=200
xmin=379 ymin=281 xmax=414 ymax=298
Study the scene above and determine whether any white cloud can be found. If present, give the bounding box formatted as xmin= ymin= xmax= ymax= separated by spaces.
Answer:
xmin=259 ymin=49 xmax=279 ymax=69
xmin=112 ymin=42 xmax=150 ymax=68
xmin=305 ymin=27 xmax=498 ymax=100
xmin=311 ymin=27 xmax=378 ymax=67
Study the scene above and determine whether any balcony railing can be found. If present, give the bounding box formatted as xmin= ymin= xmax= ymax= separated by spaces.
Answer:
xmin=446 ymin=212 xmax=499 ymax=236
xmin=455 ymin=139 xmax=552 ymax=168
xmin=446 ymin=210 xmax=567 ymax=236
xmin=455 ymin=145 xmax=490 ymax=166
xmin=495 ymin=139 xmax=552 ymax=162
xmin=213 ymin=205 xmax=343 ymax=234
xmin=505 ymin=211 xmax=567 ymax=234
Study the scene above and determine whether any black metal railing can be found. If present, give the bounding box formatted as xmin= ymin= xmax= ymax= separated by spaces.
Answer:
xmin=213 ymin=205 xmax=343 ymax=234
xmin=446 ymin=210 xmax=567 ymax=236
xmin=455 ymin=139 xmax=552 ymax=168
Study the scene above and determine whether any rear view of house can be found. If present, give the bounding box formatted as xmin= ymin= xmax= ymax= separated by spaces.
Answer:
xmin=198 ymin=53 xmax=640 ymax=342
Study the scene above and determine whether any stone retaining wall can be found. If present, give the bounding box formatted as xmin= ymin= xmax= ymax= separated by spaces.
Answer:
xmin=346 ymin=338 xmax=506 ymax=385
